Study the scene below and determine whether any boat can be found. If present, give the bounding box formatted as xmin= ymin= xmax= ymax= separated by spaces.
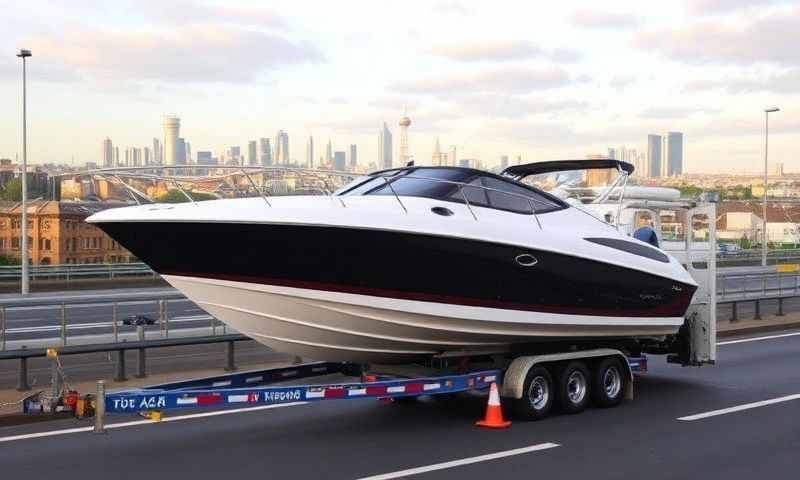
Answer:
xmin=86 ymin=159 xmax=698 ymax=363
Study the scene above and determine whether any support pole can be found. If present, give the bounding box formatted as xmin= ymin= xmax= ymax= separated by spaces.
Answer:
xmin=778 ymin=297 xmax=784 ymax=316
xmin=225 ymin=340 xmax=236 ymax=371
xmin=60 ymin=303 xmax=67 ymax=346
xmin=51 ymin=357 xmax=62 ymax=400
xmin=114 ymin=349 xmax=127 ymax=382
xmin=112 ymin=302 xmax=118 ymax=343
xmin=94 ymin=380 xmax=106 ymax=434
xmin=136 ymin=348 xmax=147 ymax=378
xmin=731 ymin=302 xmax=738 ymax=322
xmin=754 ymin=299 xmax=761 ymax=320
xmin=17 ymin=355 xmax=30 ymax=391
xmin=0 ymin=306 xmax=5 ymax=351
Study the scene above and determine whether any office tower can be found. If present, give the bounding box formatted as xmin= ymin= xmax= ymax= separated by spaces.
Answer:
xmin=102 ymin=138 xmax=113 ymax=168
xmin=516 ymin=155 xmax=522 ymax=165
xmin=125 ymin=147 xmax=142 ymax=167
xmin=774 ymin=162 xmax=785 ymax=176
xmin=325 ymin=140 xmax=333 ymax=164
xmin=248 ymin=140 xmax=258 ymax=166
xmin=664 ymin=132 xmax=683 ymax=177
xmin=184 ymin=142 xmax=192 ymax=164
xmin=334 ymin=151 xmax=346 ymax=171
xmin=144 ymin=146 xmax=152 ymax=165
xmin=399 ymin=111 xmax=411 ymax=165
xmin=647 ymin=134 xmax=662 ymax=178
xmin=607 ymin=147 xmax=617 ymax=159
xmin=500 ymin=155 xmax=509 ymax=169
xmin=197 ymin=151 xmax=215 ymax=165
xmin=349 ymin=144 xmax=357 ymax=168
xmin=163 ymin=115 xmax=181 ymax=166
xmin=153 ymin=138 xmax=162 ymax=164
xmin=306 ymin=136 xmax=314 ymax=168
xmin=113 ymin=146 xmax=120 ymax=166
xmin=432 ymin=138 xmax=442 ymax=166
xmin=379 ymin=122 xmax=393 ymax=169
xmin=273 ymin=130 xmax=289 ymax=164
xmin=450 ymin=146 xmax=457 ymax=167
xmin=176 ymin=138 xmax=186 ymax=166
xmin=259 ymin=138 xmax=272 ymax=166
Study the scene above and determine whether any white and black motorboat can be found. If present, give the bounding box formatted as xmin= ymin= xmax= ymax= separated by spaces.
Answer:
xmin=87 ymin=160 xmax=698 ymax=363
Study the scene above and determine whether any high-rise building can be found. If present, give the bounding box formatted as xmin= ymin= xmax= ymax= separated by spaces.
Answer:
xmin=247 ymin=140 xmax=258 ymax=166
xmin=306 ymin=136 xmax=314 ymax=168
xmin=102 ymin=138 xmax=113 ymax=168
xmin=516 ymin=155 xmax=522 ymax=165
xmin=125 ymin=147 xmax=142 ymax=167
xmin=500 ymin=155 xmax=509 ymax=170
xmin=226 ymin=146 xmax=241 ymax=165
xmin=113 ymin=146 xmax=120 ymax=166
xmin=664 ymin=132 xmax=683 ymax=177
xmin=325 ymin=140 xmax=333 ymax=165
xmin=144 ymin=147 xmax=152 ymax=165
xmin=153 ymin=138 xmax=162 ymax=165
xmin=273 ymin=130 xmax=289 ymax=164
xmin=432 ymin=138 xmax=443 ymax=166
xmin=196 ymin=151 xmax=215 ymax=165
xmin=379 ymin=122 xmax=393 ymax=169
xmin=647 ymin=134 xmax=662 ymax=178
xmin=163 ymin=115 xmax=181 ymax=166
xmin=450 ymin=146 xmax=457 ymax=167
xmin=399 ymin=111 xmax=411 ymax=165
xmin=176 ymin=138 xmax=186 ymax=166
xmin=184 ymin=141 xmax=191 ymax=164
xmin=349 ymin=144 xmax=357 ymax=168
xmin=334 ymin=151 xmax=346 ymax=171
xmin=259 ymin=138 xmax=272 ymax=166
xmin=774 ymin=162 xmax=785 ymax=176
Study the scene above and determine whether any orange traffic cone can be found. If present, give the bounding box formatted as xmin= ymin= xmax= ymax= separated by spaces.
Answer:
xmin=475 ymin=382 xmax=511 ymax=429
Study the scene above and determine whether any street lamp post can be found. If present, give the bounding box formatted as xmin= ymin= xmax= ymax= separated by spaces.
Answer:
xmin=17 ymin=49 xmax=31 ymax=295
xmin=762 ymin=107 xmax=780 ymax=267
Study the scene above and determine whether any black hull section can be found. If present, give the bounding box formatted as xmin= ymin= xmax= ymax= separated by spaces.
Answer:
xmin=97 ymin=222 xmax=696 ymax=318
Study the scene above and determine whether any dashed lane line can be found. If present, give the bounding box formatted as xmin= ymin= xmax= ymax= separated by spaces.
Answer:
xmin=718 ymin=331 xmax=800 ymax=346
xmin=356 ymin=443 xmax=560 ymax=480
xmin=678 ymin=394 xmax=800 ymax=421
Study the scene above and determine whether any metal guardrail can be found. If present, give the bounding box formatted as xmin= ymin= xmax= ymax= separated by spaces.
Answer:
xmin=0 ymin=263 xmax=155 ymax=282
xmin=0 ymin=290 xmax=222 ymax=352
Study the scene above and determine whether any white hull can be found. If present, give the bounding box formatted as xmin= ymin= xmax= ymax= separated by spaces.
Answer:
xmin=164 ymin=274 xmax=684 ymax=363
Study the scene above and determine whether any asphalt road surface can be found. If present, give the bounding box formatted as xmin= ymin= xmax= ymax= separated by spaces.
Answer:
xmin=1 ymin=330 xmax=799 ymax=479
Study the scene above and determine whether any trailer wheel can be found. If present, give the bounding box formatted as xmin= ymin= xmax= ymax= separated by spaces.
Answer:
xmin=591 ymin=357 xmax=625 ymax=408
xmin=510 ymin=365 xmax=554 ymax=420
xmin=557 ymin=361 xmax=590 ymax=414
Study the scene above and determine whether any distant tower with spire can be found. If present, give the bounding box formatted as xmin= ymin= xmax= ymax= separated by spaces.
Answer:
xmin=432 ymin=137 xmax=442 ymax=166
xmin=399 ymin=107 xmax=411 ymax=165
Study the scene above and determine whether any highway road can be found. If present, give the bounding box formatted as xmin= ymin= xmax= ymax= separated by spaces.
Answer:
xmin=1 ymin=330 xmax=799 ymax=479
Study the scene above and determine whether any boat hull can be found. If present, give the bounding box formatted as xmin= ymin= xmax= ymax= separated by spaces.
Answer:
xmin=163 ymin=274 xmax=686 ymax=363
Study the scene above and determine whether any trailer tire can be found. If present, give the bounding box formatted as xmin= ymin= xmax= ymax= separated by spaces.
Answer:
xmin=510 ymin=365 xmax=554 ymax=421
xmin=556 ymin=361 xmax=590 ymax=414
xmin=591 ymin=357 xmax=625 ymax=408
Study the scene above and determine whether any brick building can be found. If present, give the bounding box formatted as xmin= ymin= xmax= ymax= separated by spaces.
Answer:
xmin=0 ymin=201 xmax=133 ymax=265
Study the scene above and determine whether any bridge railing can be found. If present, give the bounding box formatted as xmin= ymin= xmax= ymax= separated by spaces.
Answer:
xmin=0 ymin=263 xmax=155 ymax=282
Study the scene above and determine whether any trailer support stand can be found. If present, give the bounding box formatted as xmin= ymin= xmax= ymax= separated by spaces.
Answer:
xmin=94 ymin=380 xmax=106 ymax=434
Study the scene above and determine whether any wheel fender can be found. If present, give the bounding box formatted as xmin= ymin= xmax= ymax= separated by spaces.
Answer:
xmin=501 ymin=349 xmax=633 ymax=400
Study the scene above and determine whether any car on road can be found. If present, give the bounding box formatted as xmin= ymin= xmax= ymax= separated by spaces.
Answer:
xmin=122 ymin=315 xmax=157 ymax=326
xmin=718 ymin=243 xmax=744 ymax=257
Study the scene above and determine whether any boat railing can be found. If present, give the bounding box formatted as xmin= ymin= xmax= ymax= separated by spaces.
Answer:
xmin=84 ymin=166 xmax=555 ymax=226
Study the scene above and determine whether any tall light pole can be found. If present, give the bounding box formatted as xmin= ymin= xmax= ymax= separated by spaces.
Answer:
xmin=17 ymin=49 xmax=31 ymax=295
xmin=762 ymin=107 xmax=780 ymax=267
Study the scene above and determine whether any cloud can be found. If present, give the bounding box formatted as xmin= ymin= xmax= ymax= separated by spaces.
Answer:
xmin=685 ymin=69 xmax=800 ymax=93
xmin=452 ymin=94 xmax=589 ymax=118
xmin=430 ymin=41 xmax=580 ymax=62
xmin=687 ymin=0 xmax=790 ymax=14
xmin=570 ymin=11 xmax=640 ymax=29
xmin=140 ymin=0 xmax=286 ymax=28
xmin=634 ymin=9 xmax=800 ymax=65
xmin=21 ymin=27 xmax=322 ymax=85
xmin=393 ymin=67 xmax=570 ymax=94
xmin=609 ymin=75 xmax=636 ymax=90
xmin=639 ymin=106 xmax=719 ymax=119
xmin=0 ymin=59 xmax=79 ymax=83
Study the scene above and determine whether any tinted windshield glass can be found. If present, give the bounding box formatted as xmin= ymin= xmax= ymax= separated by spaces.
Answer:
xmin=357 ymin=168 xmax=565 ymax=214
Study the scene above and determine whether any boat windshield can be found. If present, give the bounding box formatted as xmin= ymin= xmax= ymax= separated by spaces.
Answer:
xmin=519 ymin=167 xmax=628 ymax=205
xmin=337 ymin=167 xmax=565 ymax=214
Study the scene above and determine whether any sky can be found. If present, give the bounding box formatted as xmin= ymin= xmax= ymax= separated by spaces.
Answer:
xmin=0 ymin=0 xmax=798 ymax=173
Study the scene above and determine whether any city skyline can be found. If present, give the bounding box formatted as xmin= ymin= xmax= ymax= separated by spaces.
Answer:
xmin=1 ymin=1 xmax=798 ymax=173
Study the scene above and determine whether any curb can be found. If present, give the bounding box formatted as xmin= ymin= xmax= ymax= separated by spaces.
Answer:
xmin=718 ymin=321 xmax=800 ymax=338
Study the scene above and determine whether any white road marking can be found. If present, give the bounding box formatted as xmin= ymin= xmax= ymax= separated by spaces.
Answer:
xmin=0 ymin=402 xmax=307 ymax=443
xmin=718 ymin=331 xmax=800 ymax=346
xmin=356 ymin=443 xmax=560 ymax=480
xmin=678 ymin=394 xmax=800 ymax=421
